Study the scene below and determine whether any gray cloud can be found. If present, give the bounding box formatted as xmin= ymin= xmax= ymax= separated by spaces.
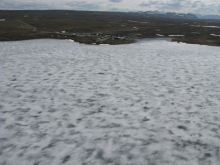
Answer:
xmin=140 ymin=0 xmax=186 ymax=10
xmin=0 ymin=0 xmax=219 ymax=15
xmin=0 ymin=0 xmax=103 ymax=10
xmin=192 ymin=3 xmax=219 ymax=14
xmin=109 ymin=0 xmax=123 ymax=3
xmin=140 ymin=1 xmax=160 ymax=7
xmin=66 ymin=1 xmax=102 ymax=10
xmin=0 ymin=0 xmax=50 ymax=9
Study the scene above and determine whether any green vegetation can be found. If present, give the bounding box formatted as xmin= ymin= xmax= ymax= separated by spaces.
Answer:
xmin=0 ymin=10 xmax=220 ymax=46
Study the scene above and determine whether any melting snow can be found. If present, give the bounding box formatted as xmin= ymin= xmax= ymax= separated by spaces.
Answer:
xmin=99 ymin=44 xmax=110 ymax=46
xmin=66 ymin=39 xmax=74 ymax=42
xmin=191 ymin=25 xmax=220 ymax=29
xmin=169 ymin=35 xmax=185 ymax=37
xmin=210 ymin=34 xmax=220 ymax=37
xmin=202 ymin=26 xmax=220 ymax=28
xmin=190 ymin=25 xmax=201 ymax=27
xmin=156 ymin=34 xmax=164 ymax=37
xmin=0 ymin=39 xmax=220 ymax=165
xmin=128 ymin=20 xmax=139 ymax=23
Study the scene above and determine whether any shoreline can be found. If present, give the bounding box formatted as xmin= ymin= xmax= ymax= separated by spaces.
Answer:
xmin=1 ymin=36 xmax=219 ymax=47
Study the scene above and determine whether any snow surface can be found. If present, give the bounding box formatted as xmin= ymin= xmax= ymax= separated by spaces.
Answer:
xmin=1 ymin=39 xmax=220 ymax=165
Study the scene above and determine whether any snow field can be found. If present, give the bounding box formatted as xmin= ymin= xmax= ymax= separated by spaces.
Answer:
xmin=0 ymin=39 xmax=220 ymax=165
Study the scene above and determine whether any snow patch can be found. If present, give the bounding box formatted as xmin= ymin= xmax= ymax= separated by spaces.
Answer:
xmin=156 ymin=34 xmax=164 ymax=37
xmin=202 ymin=26 xmax=220 ymax=28
xmin=128 ymin=20 xmax=139 ymax=23
xmin=210 ymin=34 xmax=220 ymax=37
xmin=169 ymin=35 xmax=185 ymax=37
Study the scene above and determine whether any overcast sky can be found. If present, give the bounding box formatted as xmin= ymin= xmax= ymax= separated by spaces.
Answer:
xmin=0 ymin=0 xmax=220 ymax=15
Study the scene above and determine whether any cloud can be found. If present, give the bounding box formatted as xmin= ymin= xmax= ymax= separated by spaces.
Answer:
xmin=139 ymin=1 xmax=160 ymax=7
xmin=109 ymin=0 xmax=123 ymax=3
xmin=0 ymin=0 xmax=103 ymax=10
xmin=0 ymin=0 xmax=219 ymax=15
xmin=140 ymin=0 xmax=186 ymax=10
xmin=65 ymin=1 xmax=102 ymax=10
xmin=0 ymin=0 xmax=50 ymax=9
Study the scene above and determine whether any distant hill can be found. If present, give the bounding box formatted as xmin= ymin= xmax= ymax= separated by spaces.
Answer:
xmin=165 ymin=12 xmax=197 ymax=19
xmin=130 ymin=11 xmax=198 ymax=19
xmin=131 ymin=11 xmax=220 ymax=20
xmin=196 ymin=14 xmax=220 ymax=20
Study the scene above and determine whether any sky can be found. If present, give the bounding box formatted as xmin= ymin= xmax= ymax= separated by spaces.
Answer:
xmin=0 ymin=0 xmax=220 ymax=15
